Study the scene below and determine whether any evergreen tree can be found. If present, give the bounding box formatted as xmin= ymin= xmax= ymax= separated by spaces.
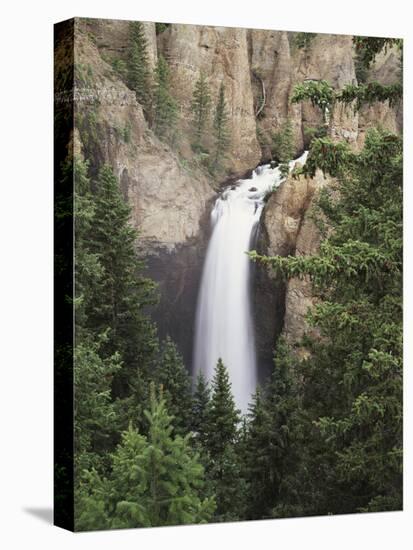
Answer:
xmin=155 ymin=336 xmax=192 ymax=435
xmin=291 ymin=78 xmax=402 ymax=125
xmin=75 ymin=385 xmax=215 ymax=530
xmin=208 ymin=442 xmax=247 ymax=522
xmin=85 ymin=165 xmax=159 ymax=426
xmin=127 ymin=21 xmax=151 ymax=114
xmin=191 ymin=71 xmax=211 ymax=151
xmin=291 ymin=80 xmax=334 ymax=125
xmin=191 ymin=372 xmax=210 ymax=449
xmin=242 ymin=342 xmax=304 ymax=520
xmin=252 ymin=128 xmax=403 ymax=514
xmin=206 ymin=359 xmax=239 ymax=456
xmin=74 ymin=158 xmax=103 ymax=333
xmin=212 ymin=82 xmax=230 ymax=172
xmin=353 ymin=37 xmax=402 ymax=73
xmin=74 ymin=335 xmax=121 ymax=474
xmin=272 ymin=117 xmax=294 ymax=178
xmin=249 ymin=37 xmax=403 ymax=516
xmin=242 ymin=387 xmax=269 ymax=519
xmin=153 ymin=54 xmax=178 ymax=144
xmin=74 ymin=158 xmax=122 ymax=469
xmin=205 ymin=359 xmax=246 ymax=521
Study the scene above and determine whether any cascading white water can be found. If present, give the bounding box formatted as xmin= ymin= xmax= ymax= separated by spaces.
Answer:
xmin=193 ymin=152 xmax=308 ymax=412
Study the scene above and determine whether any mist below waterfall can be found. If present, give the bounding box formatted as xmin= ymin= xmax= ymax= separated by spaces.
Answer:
xmin=193 ymin=152 xmax=308 ymax=411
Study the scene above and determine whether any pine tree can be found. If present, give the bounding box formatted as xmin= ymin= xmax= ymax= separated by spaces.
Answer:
xmin=191 ymin=71 xmax=211 ymax=151
xmin=212 ymin=82 xmax=230 ymax=172
xmin=242 ymin=387 xmax=270 ymax=519
xmin=74 ymin=335 xmax=121 ymax=474
xmin=75 ymin=468 xmax=111 ymax=531
xmin=191 ymin=372 xmax=210 ymax=448
xmin=252 ymin=129 xmax=403 ymax=515
xmin=206 ymin=359 xmax=239 ymax=456
xmin=85 ymin=165 xmax=159 ymax=426
xmin=272 ymin=117 xmax=294 ymax=178
xmin=153 ymin=54 xmax=178 ymax=144
xmin=155 ymin=336 xmax=192 ymax=435
xmin=208 ymin=442 xmax=247 ymax=522
xmin=204 ymin=359 xmax=246 ymax=520
xmin=250 ymin=38 xmax=403 ymax=516
xmin=127 ymin=21 xmax=151 ymax=114
xmin=262 ymin=341 xmax=307 ymax=518
xmin=75 ymin=385 xmax=215 ymax=530
xmin=241 ymin=342 xmax=304 ymax=520
xmin=74 ymin=158 xmax=103 ymax=333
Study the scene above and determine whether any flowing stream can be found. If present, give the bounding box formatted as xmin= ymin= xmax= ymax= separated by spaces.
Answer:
xmin=193 ymin=152 xmax=308 ymax=411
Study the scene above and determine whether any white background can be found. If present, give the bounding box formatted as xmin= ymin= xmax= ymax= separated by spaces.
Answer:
xmin=0 ymin=0 xmax=411 ymax=548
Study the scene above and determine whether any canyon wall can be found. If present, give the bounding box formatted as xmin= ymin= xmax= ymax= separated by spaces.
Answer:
xmin=72 ymin=18 xmax=402 ymax=364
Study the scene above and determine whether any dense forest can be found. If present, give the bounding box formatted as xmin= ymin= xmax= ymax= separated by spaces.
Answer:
xmin=56 ymin=22 xmax=403 ymax=530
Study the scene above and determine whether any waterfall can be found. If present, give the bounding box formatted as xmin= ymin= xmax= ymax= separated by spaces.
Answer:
xmin=193 ymin=152 xmax=308 ymax=412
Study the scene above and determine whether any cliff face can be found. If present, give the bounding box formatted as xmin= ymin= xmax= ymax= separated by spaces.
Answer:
xmin=74 ymin=20 xmax=214 ymax=251
xmin=75 ymin=19 xmax=402 ymax=250
xmin=74 ymin=20 xmax=215 ymax=365
xmin=262 ymin=39 xmax=402 ymax=344
xmin=73 ymin=18 xmax=402 ymax=359
xmin=249 ymin=30 xmax=301 ymax=156
xmin=158 ymin=24 xmax=262 ymax=177
xmin=357 ymin=45 xmax=402 ymax=148
xmin=261 ymin=168 xmax=328 ymax=346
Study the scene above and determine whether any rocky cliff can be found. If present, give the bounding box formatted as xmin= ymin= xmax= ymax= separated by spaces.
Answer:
xmin=261 ymin=37 xmax=402 ymax=345
xmin=74 ymin=19 xmax=215 ymax=251
xmin=158 ymin=24 xmax=262 ymax=176
xmin=72 ymin=18 xmax=402 ymax=365
xmin=73 ymin=20 xmax=216 ymax=365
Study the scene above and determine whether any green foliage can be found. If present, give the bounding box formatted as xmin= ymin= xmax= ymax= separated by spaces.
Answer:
xmin=293 ymin=32 xmax=317 ymax=51
xmin=251 ymin=129 xmax=403 ymax=514
xmin=74 ymin=158 xmax=103 ymax=330
xmin=74 ymin=62 xmax=95 ymax=89
xmin=114 ymin=122 xmax=132 ymax=143
xmin=74 ymin=158 xmax=164 ymax=529
xmin=291 ymin=78 xmax=402 ymax=124
xmin=77 ymin=163 xmax=158 ymax=432
xmin=191 ymin=372 xmax=211 ymax=449
xmin=155 ymin=22 xmax=170 ymax=35
xmin=211 ymin=83 xmax=231 ymax=173
xmin=155 ymin=337 xmax=193 ymax=435
xmin=74 ymin=335 xmax=121 ymax=473
xmin=153 ymin=54 xmax=178 ymax=144
xmin=339 ymin=82 xmax=402 ymax=109
xmin=303 ymin=124 xmax=327 ymax=145
xmin=122 ymin=122 xmax=131 ymax=143
xmin=72 ymin=34 xmax=403 ymax=528
xmin=127 ymin=21 xmax=151 ymax=113
xmin=75 ymin=386 xmax=215 ymax=530
xmin=242 ymin=341 xmax=305 ymax=519
xmin=208 ymin=442 xmax=247 ymax=522
xmin=75 ymin=107 xmax=100 ymax=163
xmin=206 ymin=359 xmax=240 ymax=456
xmin=296 ymin=136 xmax=354 ymax=179
xmin=272 ymin=117 xmax=294 ymax=177
xmin=353 ymin=37 xmax=402 ymax=70
xmin=354 ymin=49 xmax=369 ymax=84
xmin=242 ymin=387 xmax=270 ymax=519
xmin=352 ymin=37 xmax=402 ymax=85
xmin=203 ymin=359 xmax=245 ymax=520
xmin=85 ymin=164 xmax=158 ymax=360
xmin=291 ymin=79 xmax=334 ymax=123
xmin=111 ymin=58 xmax=128 ymax=80
xmin=191 ymin=71 xmax=212 ymax=151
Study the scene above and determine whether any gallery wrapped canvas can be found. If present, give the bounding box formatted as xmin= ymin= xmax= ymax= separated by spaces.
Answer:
xmin=54 ymin=17 xmax=403 ymax=531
